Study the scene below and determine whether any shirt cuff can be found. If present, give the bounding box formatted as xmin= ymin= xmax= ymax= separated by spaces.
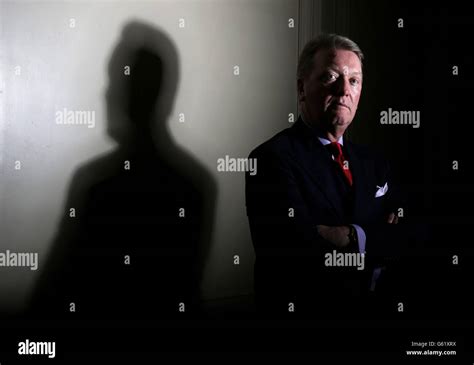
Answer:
xmin=351 ymin=224 xmax=366 ymax=254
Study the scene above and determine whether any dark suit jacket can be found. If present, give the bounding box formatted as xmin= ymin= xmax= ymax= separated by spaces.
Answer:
xmin=245 ymin=117 xmax=407 ymax=318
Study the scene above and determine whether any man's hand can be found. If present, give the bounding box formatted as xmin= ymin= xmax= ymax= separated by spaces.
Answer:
xmin=317 ymin=225 xmax=350 ymax=248
xmin=387 ymin=212 xmax=399 ymax=224
xmin=318 ymin=213 xmax=397 ymax=249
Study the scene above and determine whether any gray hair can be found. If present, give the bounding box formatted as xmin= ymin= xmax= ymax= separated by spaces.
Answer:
xmin=297 ymin=33 xmax=364 ymax=80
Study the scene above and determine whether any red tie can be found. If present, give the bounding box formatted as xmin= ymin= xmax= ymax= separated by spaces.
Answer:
xmin=328 ymin=141 xmax=353 ymax=186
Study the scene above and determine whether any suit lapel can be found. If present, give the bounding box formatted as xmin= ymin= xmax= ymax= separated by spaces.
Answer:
xmin=344 ymin=140 xmax=373 ymax=223
xmin=290 ymin=118 xmax=377 ymax=223
xmin=289 ymin=119 xmax=346 ymax=222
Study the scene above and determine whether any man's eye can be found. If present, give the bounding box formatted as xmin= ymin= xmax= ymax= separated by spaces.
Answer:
xmin=322 ymin=74 xmax=337 ymax=82
xmin=350 ymin=78 xmax=360 ymax=85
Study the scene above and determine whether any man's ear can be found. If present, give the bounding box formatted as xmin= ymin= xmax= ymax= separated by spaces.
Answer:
xmin=297 ymin=78 xmax=305 ymax=102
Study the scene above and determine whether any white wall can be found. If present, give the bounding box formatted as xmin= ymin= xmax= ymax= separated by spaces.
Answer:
xmin=0 ymin=0 xmax=298 ymax=312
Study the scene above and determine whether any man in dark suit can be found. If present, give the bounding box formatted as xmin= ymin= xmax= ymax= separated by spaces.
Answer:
xmin=246 ymin=34 xmax=406 ymax=318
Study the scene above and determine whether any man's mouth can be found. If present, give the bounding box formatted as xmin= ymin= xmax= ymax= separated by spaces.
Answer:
xmin=329 ymin=102 xmax=350 ymax=111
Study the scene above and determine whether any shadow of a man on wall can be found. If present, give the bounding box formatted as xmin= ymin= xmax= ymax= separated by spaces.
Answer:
xmin=30 ymin=21 xmax=216 ymax=319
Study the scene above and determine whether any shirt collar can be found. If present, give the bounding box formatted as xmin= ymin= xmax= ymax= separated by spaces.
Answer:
xmin=317 ymin=135 xmax=344 ymax=146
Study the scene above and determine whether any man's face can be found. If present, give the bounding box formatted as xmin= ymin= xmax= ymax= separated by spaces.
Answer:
xmin=298 ymin=48 xmax=363 ymax=136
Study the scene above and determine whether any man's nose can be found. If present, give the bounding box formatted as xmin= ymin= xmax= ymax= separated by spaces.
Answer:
xmin=334 ymin=77 xmax=351 ymax=96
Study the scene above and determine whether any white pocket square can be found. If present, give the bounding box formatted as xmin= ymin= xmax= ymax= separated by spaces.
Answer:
xmin=375 ymin=182 xmax=388 ymax=198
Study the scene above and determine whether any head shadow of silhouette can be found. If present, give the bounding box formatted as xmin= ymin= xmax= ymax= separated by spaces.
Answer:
xmin=29 ymin=20 xmax=216 ymax=319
